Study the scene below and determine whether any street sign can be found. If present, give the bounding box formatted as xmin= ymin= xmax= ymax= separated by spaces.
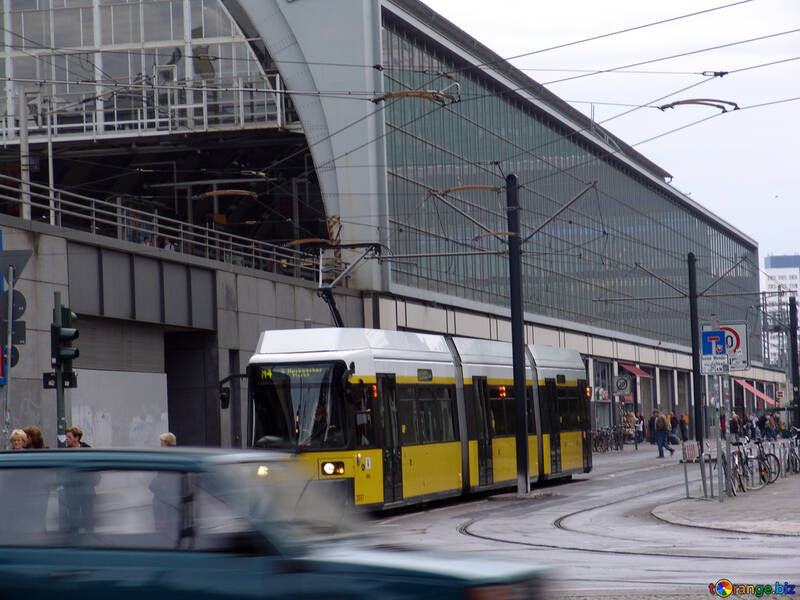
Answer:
xmin=0 ymin=290 xmax=26 ymax=320
xmin=612 ymin=374 xmax=632 ymax=395
xmin=701 ymin=322 xmax=749 ymax=373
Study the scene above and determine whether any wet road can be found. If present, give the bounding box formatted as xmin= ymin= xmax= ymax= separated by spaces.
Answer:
xmin=367 ymin=444 xmax=800 ymax=599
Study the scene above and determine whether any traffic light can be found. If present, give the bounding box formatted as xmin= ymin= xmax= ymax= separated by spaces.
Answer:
xmin=51 ymin=305 xmax=79 ymax=373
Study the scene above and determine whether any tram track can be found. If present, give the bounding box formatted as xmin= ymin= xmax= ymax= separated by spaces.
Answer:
xmin=455 ymin=476 xmax=756 ymax=560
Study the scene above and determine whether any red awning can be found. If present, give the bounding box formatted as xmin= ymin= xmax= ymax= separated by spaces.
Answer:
xmin=733 ymin=378 xmax=776 ymax=407
xmin=619 ymin=363 xmax=652 ymax=378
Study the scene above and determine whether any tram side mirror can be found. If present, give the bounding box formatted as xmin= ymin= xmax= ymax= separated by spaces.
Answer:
xmin=220 ymin=387 xmax=231 ymax=410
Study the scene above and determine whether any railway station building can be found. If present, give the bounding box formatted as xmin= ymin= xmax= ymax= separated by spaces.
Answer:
xmin=0 ymin=0 xmax=785 ymax=447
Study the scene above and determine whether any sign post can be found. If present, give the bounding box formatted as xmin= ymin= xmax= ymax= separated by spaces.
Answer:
xmin=0 ymin=250 xmax=31 ymax=449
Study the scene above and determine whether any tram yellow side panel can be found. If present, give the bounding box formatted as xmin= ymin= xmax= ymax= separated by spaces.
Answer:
xmin=468 ymin=440 xmax=479 ymax=489
xmin=560 ymin=431 xmax=583 ymax=471
xmin=542 ymin=435 xmax=552 ymax=475
xmin=492 ymin=436 xmax=516 ymax=483
xmin=402 ymin=442 xmax=462 ymax=498
xmin=353 ymin=449 xmax=384 ymax=505
xmin=294 ymin=451 xmax=384 ymax=506
xmin=527 ymin=435 xmax=539 ymax=478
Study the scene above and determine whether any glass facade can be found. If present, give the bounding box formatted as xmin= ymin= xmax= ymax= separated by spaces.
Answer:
xmin=2 ymin=0 xmax=280 ymax=137
xmin=381 ymin=18 xmax=761 ymax=356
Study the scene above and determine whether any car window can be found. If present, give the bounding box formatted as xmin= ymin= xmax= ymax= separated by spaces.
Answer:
xmin=0 ymin=468 xmax=58 ymax=545
xmin=0 ymin=467 xmax=266 ymax=553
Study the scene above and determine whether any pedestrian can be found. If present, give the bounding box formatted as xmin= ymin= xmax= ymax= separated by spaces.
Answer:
xmin=23 ymin=426 xmax=46 ymax=449
xmin=655 ymin=412 xmax=674 ymax=458
xmin=767 ymin=413 xmax=776 ymax=441
xmin=679 ymin=414 xmax=689 ymax=442
xmin=634 ymin=413 xmax=644 ymax=444
xmin=729 ymin=412 xmax=741 ymax=443
xmin=65 ymin=426 xmax=91 ymax=448
xmin=648 ymin=411 xmax=658 ymax=445
xmin=9 ymin=429 xmax=27 ymax=450
xmin=159 ymin=432 xmax=177 ymax=447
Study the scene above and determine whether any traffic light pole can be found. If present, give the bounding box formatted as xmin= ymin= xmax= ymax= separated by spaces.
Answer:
xmin=54 ymin=291 xmax=66 ymax=447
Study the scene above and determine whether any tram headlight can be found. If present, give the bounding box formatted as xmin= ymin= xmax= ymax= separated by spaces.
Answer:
xmin=321 ymin=461 xmax=345 ymax=476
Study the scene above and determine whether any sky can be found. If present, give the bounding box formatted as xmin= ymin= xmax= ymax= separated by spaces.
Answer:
xmin=419 ymin=0 xmax=800 ymax=262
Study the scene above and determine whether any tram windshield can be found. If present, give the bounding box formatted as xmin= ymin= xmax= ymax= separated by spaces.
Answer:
xmin=249 ymin=361 xmax=348 ymax=449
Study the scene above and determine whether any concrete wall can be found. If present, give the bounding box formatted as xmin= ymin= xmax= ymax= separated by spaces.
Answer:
xmin=71 ymin=369 xmax=168 ymax=448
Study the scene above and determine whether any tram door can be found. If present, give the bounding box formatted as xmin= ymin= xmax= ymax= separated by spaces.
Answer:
xmin=543 ymin=378 xmax=562 ymax=474
xmin=378 ymin=374 xmax=402 ymax=503
xmin=473 ymin=377 xmax=493 ymax=486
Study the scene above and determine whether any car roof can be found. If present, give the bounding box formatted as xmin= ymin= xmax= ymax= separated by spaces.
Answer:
xmin=0 ymin=447 xmax=293 ymax=470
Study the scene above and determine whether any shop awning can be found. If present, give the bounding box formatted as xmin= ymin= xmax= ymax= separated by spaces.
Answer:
xmin=733 ymin=378 xmax=776 ymax=407
xmin=619 ymin=363 xmax=652 ymax=378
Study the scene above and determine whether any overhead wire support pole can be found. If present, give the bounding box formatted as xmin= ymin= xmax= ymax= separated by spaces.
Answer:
xmin=506 ymin=174 xmax=529 ymax=495
xmin=634 ymin=262 xmax=687 ymax=297
xmin=790 ymin=297 xmax=799 ymax=427
xmin=688 ymin=252 xmax=708 ymax=498
xmin=698 ymin=255 xmax=748 ymax=297
xmin=521 ymin=181 xmax=596 ymax=244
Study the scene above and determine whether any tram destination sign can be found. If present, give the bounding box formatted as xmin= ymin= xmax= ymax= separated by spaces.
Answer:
xmin=701 ymin=322 xmax=749 ymax=374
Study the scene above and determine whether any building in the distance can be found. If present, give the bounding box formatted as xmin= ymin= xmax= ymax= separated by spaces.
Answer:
xmin=761 ymin=255 xmax=800 ymax=370
xmin=0 ymin=0 xmax=786 ymax=446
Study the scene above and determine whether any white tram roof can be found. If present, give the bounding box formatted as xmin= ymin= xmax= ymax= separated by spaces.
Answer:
xmin=453 ymin=336 xmax=585 ymax=378
xmin=252 ymin=328 xmax=585 ymax=377
xmin=251 ymin=328 xmax=453 ymax=364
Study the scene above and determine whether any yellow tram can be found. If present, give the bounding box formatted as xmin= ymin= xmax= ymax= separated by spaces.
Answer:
xmin=246 ymin=328 xmax=591 ymax=509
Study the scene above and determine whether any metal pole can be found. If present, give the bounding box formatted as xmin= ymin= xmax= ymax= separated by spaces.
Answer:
xmin=47 ymin=101 xmax=55 ymax=226
xmin=3 ymin=266 xmax=13 ymax=449
xmin=507 ymin=174 xmax=529 ymax=494
xmin=18 ymin=92 xmax=31 ymax=220
xmin=54 ymin=291 xmax=66 ymax=447
xmin=789 ymin=296 xmax=799 ymax=427
xmin=688 ymin=252 xmax=708 ymax=496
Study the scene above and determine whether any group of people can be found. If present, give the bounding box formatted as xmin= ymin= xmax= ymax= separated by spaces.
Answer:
xmin=8 ymin=426 xmax=177 ymax=449
xmin=722 ymin=411 xmax=781 ymax=441
xmin=641 ymin=410 xmax=690 ymax=459
xmin=142 ymin=235 xmax=178 ymax=251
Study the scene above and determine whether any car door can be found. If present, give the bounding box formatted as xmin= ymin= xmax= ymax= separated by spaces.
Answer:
xmin=0 ymin=467 xmax=314 ymax=599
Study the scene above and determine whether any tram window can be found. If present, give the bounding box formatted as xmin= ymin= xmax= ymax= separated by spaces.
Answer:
xmin=558 ymin=386 xmax=579 ymax=429
xmin=417 ymin=388 xmax=437 ymax=443
xmin=489 ymin=385 xmax=515 ymax=436
xmin=397 ymin=386 xmax=418 ymax=445
xmin=416 ymin=386 xmax=457 ymax=444
xmin=436 ymin=387 xmax=456 ymax=441
xmin=350 ymin=382 xmax=375 ymax=448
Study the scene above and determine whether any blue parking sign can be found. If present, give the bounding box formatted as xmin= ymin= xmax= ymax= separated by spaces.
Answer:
xmin=702 ymin=330 xmax=726 ymax=355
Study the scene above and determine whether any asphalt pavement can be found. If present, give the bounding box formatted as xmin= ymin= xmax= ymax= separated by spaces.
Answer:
xmin=592 ymin=436 xmax=800 ymax=536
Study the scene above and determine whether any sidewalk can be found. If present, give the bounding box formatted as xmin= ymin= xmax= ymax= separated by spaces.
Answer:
xmin=653 ymin=474 xmax=800 ymax=536
xmin=593 ymin=439 xmax=800 ymax=536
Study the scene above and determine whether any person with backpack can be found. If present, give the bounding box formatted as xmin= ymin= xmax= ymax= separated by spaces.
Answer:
xmin=655 ymin=412 xmax=674 ymax=458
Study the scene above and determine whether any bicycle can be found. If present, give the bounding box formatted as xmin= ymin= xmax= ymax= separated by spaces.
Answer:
xmin=786 ymin=427 xmax=800 ymax=474
xmin=753 ymin=438 xmax=780 ymax=483
xmin=730 ymin=440 xmax=767 ymax=491
xmin=717 ymin=452 xmax=737 ymax=497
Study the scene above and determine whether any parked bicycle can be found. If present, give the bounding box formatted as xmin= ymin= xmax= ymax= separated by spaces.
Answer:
xmin=753 ymin=438 xmax=780 ymax=483
xmin=786 ymin=427 xmax=800 ymax=474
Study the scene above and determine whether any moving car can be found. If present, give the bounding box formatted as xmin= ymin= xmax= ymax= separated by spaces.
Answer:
xmin=0 ymin=448 xmax=546 ymax=598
